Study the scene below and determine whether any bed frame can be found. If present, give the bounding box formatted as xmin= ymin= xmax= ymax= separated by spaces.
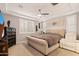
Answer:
xmin=27 ymin=29 xmax=65 ymax=55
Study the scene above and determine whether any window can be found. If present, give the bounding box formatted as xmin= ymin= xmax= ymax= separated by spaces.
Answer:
xmin=19 ymin=18 xmax=35 ymax=34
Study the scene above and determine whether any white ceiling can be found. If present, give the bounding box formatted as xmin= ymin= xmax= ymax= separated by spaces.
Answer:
xmin=6 ymin=3 xmax=55 ymax=21
xmin=0 ymin=3 xmax=79 ymax=21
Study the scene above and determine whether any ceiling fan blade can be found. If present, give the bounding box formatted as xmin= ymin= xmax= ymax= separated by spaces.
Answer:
xmin=41 ymin=13 xmax=49 ymax=15
xmin=51 ymin=3 xmax=58 ymax=6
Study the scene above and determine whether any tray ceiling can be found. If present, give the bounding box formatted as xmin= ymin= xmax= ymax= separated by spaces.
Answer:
xmin=0 ymin=3 xmax=79 ymax=21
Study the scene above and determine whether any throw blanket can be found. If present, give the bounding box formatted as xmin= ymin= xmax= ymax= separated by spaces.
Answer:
xmin=31 ymin=33 xmax=63 ymax=47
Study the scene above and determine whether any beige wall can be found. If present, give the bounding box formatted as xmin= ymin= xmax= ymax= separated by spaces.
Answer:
xmin=43 ymin=17 xmax=66 ymax=31
xmin=43 ymin=14 xmax=78 ymax=40
xmin=4 ymin=13 xmax=37 ymax=42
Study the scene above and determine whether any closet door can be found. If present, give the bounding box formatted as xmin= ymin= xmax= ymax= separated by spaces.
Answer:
xmin=66 ymin=14 xmax=77 ymax=33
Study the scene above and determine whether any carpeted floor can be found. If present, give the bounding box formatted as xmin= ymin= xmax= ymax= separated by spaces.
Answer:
xmin=9 ymin=42 xmax=79 ymax=56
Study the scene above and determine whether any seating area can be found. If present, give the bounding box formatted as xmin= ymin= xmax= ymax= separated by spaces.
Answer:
xmin=60 ymin=32 xmax=79 ymax=53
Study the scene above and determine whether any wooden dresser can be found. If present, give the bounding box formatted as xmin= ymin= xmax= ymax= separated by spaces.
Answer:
xmin=4 ymin=27 xmax=16 ymax=47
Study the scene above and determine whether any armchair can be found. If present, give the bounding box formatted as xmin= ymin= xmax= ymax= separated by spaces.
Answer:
xmin=60 ymin=32 xmax=79 ymax=53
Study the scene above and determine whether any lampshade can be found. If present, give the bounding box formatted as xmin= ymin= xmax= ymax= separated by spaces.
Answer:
xmin=0 ymin=11 xmax=4 ymax=25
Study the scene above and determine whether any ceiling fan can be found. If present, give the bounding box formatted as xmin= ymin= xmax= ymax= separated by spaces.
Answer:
xmin=38 ymin=3 xmax=58 ymax=16
xmin=38 ymin=9 xmax=49 ymax=16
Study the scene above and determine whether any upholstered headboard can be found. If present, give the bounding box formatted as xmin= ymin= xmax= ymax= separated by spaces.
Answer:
xmin=46 ymin=29 xmax=65 ymax=37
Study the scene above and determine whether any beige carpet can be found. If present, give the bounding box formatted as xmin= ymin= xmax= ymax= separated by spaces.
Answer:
xmin=9 ymin=42 xmax=79 ymax=56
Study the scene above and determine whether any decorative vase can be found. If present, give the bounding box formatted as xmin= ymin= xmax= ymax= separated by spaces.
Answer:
xmin=7 ymin=20 xmax=10 ymax=27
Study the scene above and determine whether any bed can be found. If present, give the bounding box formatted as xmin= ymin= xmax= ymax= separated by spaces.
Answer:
xmin=26 ymin=29 xmax=65 ymax=55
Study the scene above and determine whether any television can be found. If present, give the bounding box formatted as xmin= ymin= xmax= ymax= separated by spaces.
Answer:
xmin=0 ymin=10 xmax=4 ymax=25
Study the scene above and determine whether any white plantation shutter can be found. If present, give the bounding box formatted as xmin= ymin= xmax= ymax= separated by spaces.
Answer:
xmin=19 ymin=18 xmax=35 ymax=34
xmin=66 ymin=14 xmax=77 ymax=33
